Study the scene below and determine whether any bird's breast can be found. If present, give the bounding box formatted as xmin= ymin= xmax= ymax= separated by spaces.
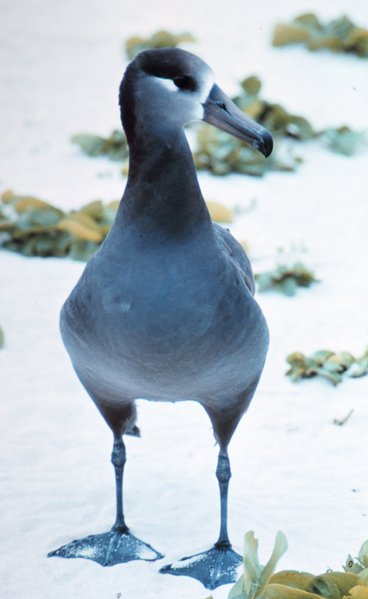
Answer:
xmin=61 ymin=236 xmax=268 ymax=403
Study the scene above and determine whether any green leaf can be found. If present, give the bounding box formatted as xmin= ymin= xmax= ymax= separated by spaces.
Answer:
xmin=229 ymin=532 xmax=288 ymax=599
xmin=346 ymin=356 xmax=368 ymax=378
xmin=279 ymin=278 xmax=298 ymax=296
xmin=310 ymin=577 xmax=341 ymax=599
xmin=269 ymin=571 xmax=316 ymax=590
xmin=359 ymin=542 xmax=368 ymax=569
xmin=312 ymin=572 xmax=362 ymax=598
xmin=264 ymin=584 xmax=324 ymax=598
xmin=71 ymin=130 xmax=128 ymax=161
xmin=310 ymin=350 xmax=335 ymax=364
xmin=257 ymin=532 xmax=288 ymax=596
xmin=243 ymin=531 xmax=262 ymax=596
xmin=314 ymin=367 xmax=342 ymax=385
xmin=324 ymin=127 xmax=366 ymax=156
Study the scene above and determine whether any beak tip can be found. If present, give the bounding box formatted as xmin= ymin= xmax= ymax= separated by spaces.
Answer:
xmin=203 ymin=83 xmax=274 ymax=157
xmin=258 ymin=130 xmax=273 ymax=158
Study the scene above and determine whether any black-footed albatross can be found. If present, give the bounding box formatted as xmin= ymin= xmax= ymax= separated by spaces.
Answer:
xmin=48 ymin=48 xmax=272 ymax=590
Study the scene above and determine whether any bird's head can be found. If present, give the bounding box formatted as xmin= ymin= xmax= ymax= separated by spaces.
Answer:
xmin=119 ymin=47 xmax=273 ymax=158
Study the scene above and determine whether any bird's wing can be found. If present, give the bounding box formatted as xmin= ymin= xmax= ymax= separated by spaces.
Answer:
xmin=213 ymin=224 xmax=255 ymax=296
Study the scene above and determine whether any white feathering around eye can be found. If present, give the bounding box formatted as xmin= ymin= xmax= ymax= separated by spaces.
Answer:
xmin=194 ymin=69 xmax=215 ymax=121
xmin=197 ymin=68 xmax=215 ymax=103
xmin=153 ymin=68 xmax=215 ymax=101
xmin=147 ymin=67 xmax=215 ymax=123
xmin=155 ymin=77 xmax=179 ymax=93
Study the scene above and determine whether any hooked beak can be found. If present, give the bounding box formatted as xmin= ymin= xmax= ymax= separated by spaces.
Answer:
xmin=202 ymin=84 xmax=273 ymax=158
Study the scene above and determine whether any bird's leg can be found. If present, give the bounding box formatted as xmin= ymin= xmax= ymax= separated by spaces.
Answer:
xmin=160 ymin=446 xmax=242 ymax=590
xmin=215 ymin=449 xmax=231 ymax=548
xmin=48 ymin=434 xmax=163 ymax=566
xmin=111 ymin=437 xmax=128 ymax=532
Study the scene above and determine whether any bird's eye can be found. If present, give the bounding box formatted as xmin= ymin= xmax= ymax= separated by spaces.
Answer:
xmin=173 ymin=76 xmax=197 ymax=92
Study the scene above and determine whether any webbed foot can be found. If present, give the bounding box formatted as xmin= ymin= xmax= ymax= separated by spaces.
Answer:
xmin=159 ymin=542 xmax=242 ymax=590
xmin=48 ymin=527 xmax=163 ymax=566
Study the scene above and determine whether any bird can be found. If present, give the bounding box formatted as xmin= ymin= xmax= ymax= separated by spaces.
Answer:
xmin=48 ymin=47 xmax=272 ymax=590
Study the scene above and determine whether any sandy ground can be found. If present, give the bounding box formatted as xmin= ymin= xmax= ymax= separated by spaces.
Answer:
xmin=1 ymin=1 xmax=368 ymax=598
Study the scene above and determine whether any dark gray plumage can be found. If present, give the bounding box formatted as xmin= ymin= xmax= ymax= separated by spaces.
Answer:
xmin=48 ymin=48 xmax=272 ymax=590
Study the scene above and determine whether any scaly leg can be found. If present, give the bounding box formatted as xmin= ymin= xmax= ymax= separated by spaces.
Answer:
xmin=160 ymin=448 xmax=241 ymax=590
xmin=48 ymin=436 xmax=163 ymax=566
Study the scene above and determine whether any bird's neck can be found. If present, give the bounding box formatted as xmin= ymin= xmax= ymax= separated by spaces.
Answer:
xmin=117 ymin=126 xmax=211 ymax=236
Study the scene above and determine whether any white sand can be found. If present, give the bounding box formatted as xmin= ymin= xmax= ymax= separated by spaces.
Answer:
xmin=1 ymin=1 xmax=368 ymax=597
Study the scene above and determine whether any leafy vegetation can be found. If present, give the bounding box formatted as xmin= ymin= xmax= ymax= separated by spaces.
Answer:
xmin=227 ymin=531 xmax=288 ymax=599
xmin=125 ymin=30 xmax=196 ymax=59
xmin=286 ymin=349 xmax=368 ymax=385
xmin=234 ymin=76 xmax=315 ymax=141
xmin=345 ymin=540 xmax=368 ymax=576
xmin=71 ymin=130 xmax=128 ymax=161
xmin=255 ymin=262 xmax=318 ymax=296
xmin=194 ymin=74 xmax=365 ymax=175
xmin=206 ymin=533 xmax=368 ymax=598
xmin=193 ymin=123 xmax=298 ymax=176
xmin=0 ymin=190 xmax=117 ymax=260
xmin=323 ymin=126 xmax=366 ymax=157
xmin=0 ymin=191 xmax=233 ymax=260
xmin=272 ymin=14 xmax=368 ymax=57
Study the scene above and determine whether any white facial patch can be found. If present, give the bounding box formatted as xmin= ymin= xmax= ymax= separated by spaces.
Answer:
xmin=193 ymin=68 xmax=215 ymax=120
xmin=155 ymin=77 xmax=179 ymax=94
xmin=145 ymin=66 xmax=215 ymax=125
xmin=197 ymin=68 xmax=215 ymax=104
